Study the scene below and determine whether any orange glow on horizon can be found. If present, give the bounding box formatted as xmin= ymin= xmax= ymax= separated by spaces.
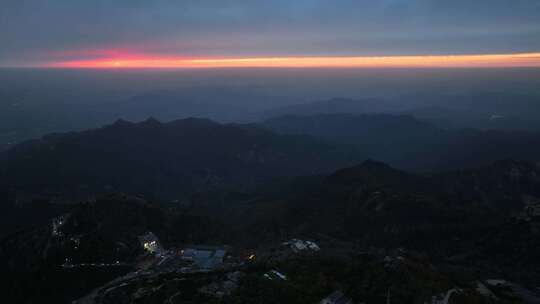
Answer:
xmin=42 ymin=52 xmax=540 ymax=69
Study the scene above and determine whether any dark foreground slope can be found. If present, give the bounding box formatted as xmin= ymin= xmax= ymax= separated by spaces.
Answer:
xmin=0 ymin=193 xmax=226 ymax=303
xmin=216 ymin=160 xmax=540 ymax=247
xmin=2 ymin=116 xmax=540 ymax=303
xmin=2 ymin=160 xmax=540 ymax=303
xmin=206 ymin=160 xmax=540 ymax=291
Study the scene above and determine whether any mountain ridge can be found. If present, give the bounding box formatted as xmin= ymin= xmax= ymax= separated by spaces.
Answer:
xmin=0 ymin=117 xmax=360 ymax=202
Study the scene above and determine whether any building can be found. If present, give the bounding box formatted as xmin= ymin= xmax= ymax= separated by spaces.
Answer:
xmin=320 ymin=290 xmax=353 ymax=304
xmin=284 ymin=239 xmax=321 ymax=252
xmin=51 ymin=214 xmax=70 ymax=237
xmin=264 ymin=270 xmax=288 ymax=281
xmin=138 ymin=232 xmax=163 ymax=255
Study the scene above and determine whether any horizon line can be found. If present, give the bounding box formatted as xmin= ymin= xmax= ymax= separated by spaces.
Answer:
xmin=6 ymin=52 xmax=540 ymax=69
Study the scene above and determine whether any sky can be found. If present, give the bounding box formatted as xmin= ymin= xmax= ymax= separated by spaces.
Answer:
xmin=1 ymin=0 xmax=540 ymax=68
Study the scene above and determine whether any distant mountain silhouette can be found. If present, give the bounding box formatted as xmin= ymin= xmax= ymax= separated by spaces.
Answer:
xmin=263 ymin=97 xmax=395 ymax=118
xmin=101 ymin=91 xmax=260 ymax=123
xmin=263 ymin=113 xmax=540 ymax=170
xmin=264 ymin=95 xmax=540 ymax=131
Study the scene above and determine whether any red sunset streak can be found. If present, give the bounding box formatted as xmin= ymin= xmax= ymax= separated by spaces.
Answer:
xmin=42 ymin=52 xmax=540 ymax=69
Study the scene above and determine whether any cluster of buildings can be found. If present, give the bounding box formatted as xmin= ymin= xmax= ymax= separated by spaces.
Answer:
xmin=138 ymin=231 xmax=230 ymax=272
xmin=283 ymin=239 xmax=320 ymax=252
xmin=264 ymin=269 xmax=287 ymax=281
xmin=135 ymin=233 xmax=360 ymax=303
xmin=51 ymin=214 xmax=69 ymax=237
xmin=133 ymin=232 xmax=362 ymax=303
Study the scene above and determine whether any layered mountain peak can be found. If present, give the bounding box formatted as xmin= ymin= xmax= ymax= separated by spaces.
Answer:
xmin=325 ymin=159 xmax=416 ymax=190
xmin=0 ymin=117 xmax=354 ymax=201
xmin=110 ymin=118 xmax=133 ymax=128
xmin=140 ymin=116 xmax=162 ymax=126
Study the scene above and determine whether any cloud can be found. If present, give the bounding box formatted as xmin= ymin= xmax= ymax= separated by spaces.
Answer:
xmin=1 ymin=0 xmax=539 ymax=65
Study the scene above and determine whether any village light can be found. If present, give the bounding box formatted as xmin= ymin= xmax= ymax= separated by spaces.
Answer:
xmin=139 ymin=232 xmax=162 ymax=254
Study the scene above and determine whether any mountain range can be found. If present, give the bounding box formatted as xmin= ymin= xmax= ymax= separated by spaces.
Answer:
xmin=264 ymin=113 xmax=540 ymax=170
xmin=2 ymin=114 xmax=540 ymax=303
xmin=0 ymin=117 xmax=359 ymax=204
xmin=2 ymin=114 xmax=540 ymax=209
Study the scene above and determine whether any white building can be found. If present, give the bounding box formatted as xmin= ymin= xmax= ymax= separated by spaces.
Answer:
xmin=138 ymin=232 xmax=163 ymax=255
xmin=284 ymin=239 xmax=321 ymax=252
